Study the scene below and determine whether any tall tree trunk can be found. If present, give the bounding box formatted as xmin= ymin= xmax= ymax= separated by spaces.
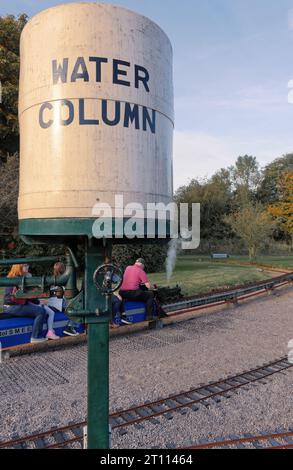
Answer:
xmin=248 ymin=244 xmax=257 ymax=261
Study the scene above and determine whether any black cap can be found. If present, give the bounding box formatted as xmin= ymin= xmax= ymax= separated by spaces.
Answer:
xmin=135 ymin=258 xmax=145 ymax=266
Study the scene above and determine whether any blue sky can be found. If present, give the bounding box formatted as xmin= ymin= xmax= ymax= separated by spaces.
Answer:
xmin=2 ymin=0 xmax=293 ymax=188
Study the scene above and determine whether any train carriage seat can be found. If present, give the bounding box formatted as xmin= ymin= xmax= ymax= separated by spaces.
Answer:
xmin=116 ymin=300 xmax=158 ymax=325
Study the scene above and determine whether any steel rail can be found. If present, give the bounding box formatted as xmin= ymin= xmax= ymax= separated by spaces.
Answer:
xmin=186 ymin=430 xmax=293 ymax=449
xmin=164 ymin=272 xmax=293 ymax=315
xmin=1 ymin=356 xmax=292 ymax=449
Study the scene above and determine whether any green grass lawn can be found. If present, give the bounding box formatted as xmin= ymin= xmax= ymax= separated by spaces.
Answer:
xmin=149 ymin=255 xmax=277 ymax=296
xmin=227 ymin=255 xmax=293 ymax=270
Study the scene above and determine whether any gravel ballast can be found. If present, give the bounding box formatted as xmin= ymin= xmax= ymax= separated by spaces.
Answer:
xmin=0 ymin=286 xmax=292 ymax=448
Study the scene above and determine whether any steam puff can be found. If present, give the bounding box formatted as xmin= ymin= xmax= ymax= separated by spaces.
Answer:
xmin=166 ymin=239 xmax=181 ymax=282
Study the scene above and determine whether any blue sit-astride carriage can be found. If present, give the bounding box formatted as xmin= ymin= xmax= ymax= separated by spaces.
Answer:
xmin=0 ymin=312 xmax=85 ymax=350
xmin=0 ymin=301 xmax=158 ymax=350
xmin=112 ymin=300 xmax=158 ymax=326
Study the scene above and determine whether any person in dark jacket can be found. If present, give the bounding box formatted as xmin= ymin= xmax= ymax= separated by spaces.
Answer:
xmin=3 ymin=264 xmax=47 ymax=343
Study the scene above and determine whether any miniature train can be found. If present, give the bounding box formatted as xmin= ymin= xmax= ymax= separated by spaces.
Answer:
xmin=0 ymin=286 xmax=182 ymax=350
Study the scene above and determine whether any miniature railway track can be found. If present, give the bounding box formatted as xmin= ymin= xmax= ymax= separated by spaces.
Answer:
xmin=185 ymin=430 xmax=293 ymax=449
xmin=164 ymin=272 xmax=293 ymax=317
xmin=1 ymin=356 xmax=292 ymax=449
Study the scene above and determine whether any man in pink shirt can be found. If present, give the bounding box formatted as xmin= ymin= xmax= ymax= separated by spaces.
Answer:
xmin=119 ymin=258 xmax=154 ymax=320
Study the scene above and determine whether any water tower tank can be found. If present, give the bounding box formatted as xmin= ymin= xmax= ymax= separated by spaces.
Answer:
xmin=18 ymin=2 xmax=174 ymax=236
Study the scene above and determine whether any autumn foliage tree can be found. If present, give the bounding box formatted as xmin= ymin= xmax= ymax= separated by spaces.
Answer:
xmin=268 ymin=171 xmax=293 ymax=250
xmin=225 ymin=202 xmax=275 ymax=260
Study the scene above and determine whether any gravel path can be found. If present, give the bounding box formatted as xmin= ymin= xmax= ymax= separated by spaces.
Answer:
xmin=0 ymin=286 xmax=292 ymax=448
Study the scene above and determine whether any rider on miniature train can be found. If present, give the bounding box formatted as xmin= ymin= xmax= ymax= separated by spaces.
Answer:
xmin=1 ymin=262 xmax=81 ymax=346
xmin=0 ymin=257 xmax=169 ymax=347
xmin=109 ymin=257 xmax=154 ymax=328
xmin=119 ymin=258 xmax=154 ymax=320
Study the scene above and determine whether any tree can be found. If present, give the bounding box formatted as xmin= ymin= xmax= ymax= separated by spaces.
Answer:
xmin=112 ymin=243 xmax=167 ymax=273
xmin=0 ymin=14 xmax=28 ymax=160
xmin=258 ymin=154 xmax=293 ymax=204
xmin=0 ymin=152 xmax=19 ymax=237
xmin=268 ymin=171 xmax=293 ymax=250
xmin=174 ymin=173 xmax=233 ymax=241
xmin=229 ymin=155 xmax=261 ymax=189
xmin=229 ymin=155 xmax=261 ymax=206
xmin=225 ymin=202 xmax=275 ymax=260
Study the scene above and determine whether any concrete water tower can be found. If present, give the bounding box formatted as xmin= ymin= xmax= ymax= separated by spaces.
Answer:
xmin=18 ymin=2 xmax=174 ymax=229
xmin=18 ymin=2 xmax=174 ymax=448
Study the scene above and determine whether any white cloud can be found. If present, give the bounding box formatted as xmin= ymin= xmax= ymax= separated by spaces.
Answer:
xmin=173 ymin=131 xmax=235 ymax=188
xmin=173 ymin=130 xmax=293 ymax=189
xmin=176 ymin=83 xmax=287 ymax=115
xmin=213 ymin=84 xmax=287 ymax=111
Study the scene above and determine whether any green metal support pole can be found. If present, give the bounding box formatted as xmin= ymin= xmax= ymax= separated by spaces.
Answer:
xmin=85 ymin=241 xmax=110 ymax=449
xmin=87 ymin=319 xmax=109 ymax=449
